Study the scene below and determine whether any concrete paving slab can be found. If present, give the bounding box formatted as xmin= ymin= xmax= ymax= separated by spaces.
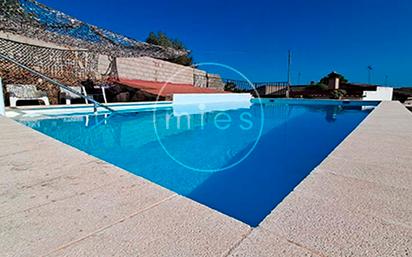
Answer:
xmin=0 ymin=125 xmax=113 ymax=197
xmin=0 ymin=127 xmax=53 ymax=157
xmin=260 ymin=192 xmax=412 ymax=257
xmin=370 ymin=102 xmax=412 ymax=116
xmin=325 ymin=118 xmax=412 ymax=168
xmin=0 ymin=157 xmax=101 ymax=193
xmin=0 ymin=176 xmax=174 ymax=257
xmin=352 ymin=103 xmax=412 ymax=134
xmin=0 ymin=161 xmax=139 ymax=217
xmin=315 ymin=156 xmax=411 ymax=190
xmin=295 ymin=171 xmax=412 ymax=227
xmin=228 ymin=228 xmax=319 ymax=257
xmin=0 ymin=128 xmax=91 ymax=164
xmin=0 ymin=116 xmax=23 ymax=126
xmin=342 ymin=124 xmax=412 ymax=147
xmin=330 ymin=136 xmax=412 ymax=163
xmin=47 ymin=196 xmax=250 ymax=257
xmin=355 ymin=121 xmax=412 ymax=135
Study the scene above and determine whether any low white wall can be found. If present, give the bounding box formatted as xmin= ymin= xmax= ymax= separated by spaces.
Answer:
xmin=173 ymin=93 xmax=252 ymax=105
xmin=363 ymin=87 xmax=393 ymax=101
xmin=172 ymin=93 xmax=252 ymax=116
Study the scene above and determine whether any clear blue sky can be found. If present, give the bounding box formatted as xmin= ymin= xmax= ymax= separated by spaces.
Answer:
xmin=38 ymin=0 xmax=412 ymax=86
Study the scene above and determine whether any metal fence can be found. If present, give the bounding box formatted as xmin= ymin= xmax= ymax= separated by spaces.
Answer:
xmin=222 ymin=78 xmax=289 ymax=96
xmin=0 ymin=37 xmax=98 ymax=104
xmin=0 ymin=37 xmax=97 ymax=82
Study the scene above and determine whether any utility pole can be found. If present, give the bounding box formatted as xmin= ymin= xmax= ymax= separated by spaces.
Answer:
xmin=367 ymin=65 xmax=373 ymax=84
xmin=287 ymin=50 xmax=292 ymax=97
xmin=287 ymin=50 xmax=292 ymax=85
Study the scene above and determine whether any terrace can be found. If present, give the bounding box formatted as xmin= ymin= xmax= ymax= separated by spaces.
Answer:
xmin=0 ymin=1 xmax=411 ymax=256
xmin=0 ymin=101 xmax=411 ymax=256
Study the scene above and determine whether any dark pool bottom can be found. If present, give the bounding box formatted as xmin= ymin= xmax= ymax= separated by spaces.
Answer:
xmin=20 ymin=99 xmax=378 ymax=226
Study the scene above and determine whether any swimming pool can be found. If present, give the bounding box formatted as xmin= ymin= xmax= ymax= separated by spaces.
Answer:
xmin=18 ymin=99 xmax=379 ymax=226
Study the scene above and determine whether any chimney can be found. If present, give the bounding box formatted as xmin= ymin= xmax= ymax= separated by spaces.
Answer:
xmin=328 ymin=72 xmax=340 ymax=90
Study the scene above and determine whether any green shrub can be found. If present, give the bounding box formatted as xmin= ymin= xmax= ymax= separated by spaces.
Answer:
xmin=330 ymin=89 xmax=347 ymax=99
xmin=306 ymin=83 xmax=328 ymax=91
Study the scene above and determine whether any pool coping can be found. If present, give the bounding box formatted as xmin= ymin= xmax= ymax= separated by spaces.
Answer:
xmin=5 ymin=98 xmax=379 ymax=120
xmin=0 ymin=101 xmax=411 ymax=256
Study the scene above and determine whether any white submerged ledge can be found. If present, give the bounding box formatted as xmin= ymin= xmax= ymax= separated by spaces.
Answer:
xmin=5 ymin=101 xmax=173 ymax=119
xmin=0 ymin=101 xmax=411 ymax=256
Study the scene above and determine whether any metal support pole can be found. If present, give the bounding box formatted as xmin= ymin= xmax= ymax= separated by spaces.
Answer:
xmin=102 ymin=87 xmax=108 ymax=103
xmin=0 ymin=77 xmax=5 ymax=116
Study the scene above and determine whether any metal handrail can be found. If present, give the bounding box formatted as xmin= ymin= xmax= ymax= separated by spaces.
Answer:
xmin=222 ymin=78 xmax=289 ymax=92
xmin=0 ymin=52 xmax=115 ymax=113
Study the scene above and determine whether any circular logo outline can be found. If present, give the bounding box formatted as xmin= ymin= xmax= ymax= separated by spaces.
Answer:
xmin=152 ymin=62 xmax=264 ymax=173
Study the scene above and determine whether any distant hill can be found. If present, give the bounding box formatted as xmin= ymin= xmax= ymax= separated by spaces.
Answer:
xmin=0 ymin=0 xmax=185 ymax=59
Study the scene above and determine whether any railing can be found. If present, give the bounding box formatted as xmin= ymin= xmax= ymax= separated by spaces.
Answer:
xmin=222 ymin=78 xmax=255 ymax=91
xmin=0 ymin=52 xmax=115 ymax=113
xmin=222 ymin=78 xmax=289 ymax=96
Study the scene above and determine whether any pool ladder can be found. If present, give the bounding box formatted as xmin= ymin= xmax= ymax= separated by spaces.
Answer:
xmin=0 ymin=52 xmax=115 ymax=114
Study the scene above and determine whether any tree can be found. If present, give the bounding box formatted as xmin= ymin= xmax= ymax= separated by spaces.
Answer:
xmin=306 ymin=82 xmax=328 ymax=91
xmin=146 ymin=32 xmax=193 ymax=66
xmin=329 ymin=89 xmax=347 ymax=99
xmin=319 ymin=72 xmax=348 ymax=85
xmin=224 ymin=82 xmax=237 ymax=92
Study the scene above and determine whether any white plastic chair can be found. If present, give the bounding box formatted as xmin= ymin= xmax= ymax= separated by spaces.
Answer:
xmin=405 ymin=97 xmax=412 ymax=106
xmin=6 ymin=84 xmax=50 ymax=107
xmin=61 ymin=86 xmax=89 ymax=105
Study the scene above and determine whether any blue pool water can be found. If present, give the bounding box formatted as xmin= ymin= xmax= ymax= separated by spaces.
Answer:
xmin=19 ymin=99 xmax=378 ymax=226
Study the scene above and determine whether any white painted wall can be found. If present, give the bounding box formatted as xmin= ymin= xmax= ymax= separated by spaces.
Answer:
xmin=363 ymin=87 xmax=393 ymax=101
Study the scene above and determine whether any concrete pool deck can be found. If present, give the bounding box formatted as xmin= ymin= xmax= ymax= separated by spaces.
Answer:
xmin=0 ymin=101 xmax=411 ymax=256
